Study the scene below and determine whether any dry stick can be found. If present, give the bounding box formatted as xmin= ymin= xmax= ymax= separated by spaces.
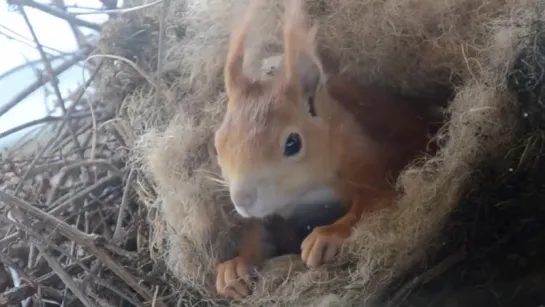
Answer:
xmin=89 ymin=277 xmax=142 ymax=307
xmin=0 ymin=286 xmax=36 ymax=306
xmin=0 ymin=192 xmax=99 ymax=250
xmin=18 ymin=5 xmax=85 ymax=158
xmin=12 ymin=61 xmax=103 ymax=195
xmin=0 ymin=192 xmax=167 ymax=307
xmin=0 ymin=112 xmax=97 ymax=140
xmin=0 ymin=231 xmax=21 ymax=248
xmin=47 ymin=175 xmax=121 ymax=215
xmin=19 ymin=5 xmax=69 ymax=113
xmin=2 ymin=286 xmax=65 ymax=306
xmin=72 ymin=0 xmax=163 ymax=15
xmin=7 ymin=0 xmax=101 ymax=30
xmin=0 ymin=53 xmax=69 ymax=82
xmin=0 ymin=24 xmax=74 ymax=57
xmin=0 ymin=217 xmax=90 ymax=306
xmin=112 ymin=168 xmax=135 ymax=244
xmin=0 ymin=50 xmax=87 ymax=118
xmin=48 ymin=122 xmax=93 ymax=156
xmin=34 ymin=244 xmax=98 ymax=307
xmin=3 ymin=210 xmax=131 ymax=296
xmin=154 ymin=0 xmax=170 ymax=107
xmin=0 ymin=215 xmax=96 ymax=276
xmin=0 ymin=249 xmax=33 ymax=285
xmin=0 ymin=255 xmax=95 ymax=305
xmin=37 ymin=255 xmax=94 ymax=283
xmin=46 ymin=159 xmax=124 ymax=205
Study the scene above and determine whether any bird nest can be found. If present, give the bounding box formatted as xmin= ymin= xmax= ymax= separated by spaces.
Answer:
xmin=5 ymin=0 xmax=545 ymax=306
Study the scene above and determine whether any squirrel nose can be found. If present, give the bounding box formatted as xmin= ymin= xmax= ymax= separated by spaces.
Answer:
xmin=231 ymin=189 xmax=257 ymax=210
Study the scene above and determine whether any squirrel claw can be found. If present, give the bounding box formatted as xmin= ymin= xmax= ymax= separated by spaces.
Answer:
xmin=301 ymin=224 xmax=351 ymax=268
xmin=216 ymin=256 xmax=253 ymax=299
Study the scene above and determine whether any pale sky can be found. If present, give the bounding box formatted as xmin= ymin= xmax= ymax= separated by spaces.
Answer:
xmin=0 ymin=0 xmax=123 ymax=141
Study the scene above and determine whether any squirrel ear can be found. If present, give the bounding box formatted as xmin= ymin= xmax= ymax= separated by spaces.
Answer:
xmin=225 ymin=24 xmax=250 ymax=99
xmin=224 ymin=1 xmax=259 ymax=100
xmin=293 ymin=51 xmax=323 ymax=100
xmin=282 ymin=0 xmax=325 ymax=100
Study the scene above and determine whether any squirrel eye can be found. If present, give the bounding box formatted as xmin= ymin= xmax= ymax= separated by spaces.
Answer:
xmin=284 ymin=133 xmax=302 ymax=157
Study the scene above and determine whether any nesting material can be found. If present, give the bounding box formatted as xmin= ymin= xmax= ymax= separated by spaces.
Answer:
xmin=94 ymin=0 xmax=545 ymax=305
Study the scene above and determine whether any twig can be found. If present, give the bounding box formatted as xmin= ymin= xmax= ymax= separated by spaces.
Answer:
xmin=18 ymin=5 xmax=86 ymax=159
xmin=0 ymin=215 xmax=95 ymax=273
xmin=13 ymin=61 xmax=102 ymax=194
xmin=0 ymin=24 xmax=71 ymax=56
xmin=71 ymin=0 xmax=163 ymax=15
xmin=92 ymin=247 xmax=167 ymax=307
xmin=0 ymin=285 xmax=66 ymax=306
xmin=47 ymin=175 xmax=121 ymax=215
xmin=0 ymin=50 xmax=88 ymax=118
xmin=0 ymin=192 xmax=167 ymax=307
xmin=0 ymin=285 xmax=36 ymax=306
xmin=34 ymin=244 xmax=97 ymax=307
xmin=112 ymin=168 xmax=135 ymax=244
xmin=0 ymin=112 xmax=98 ymax=140
xmin=19 ymin=5 xmax=68 ymax=113
xmin=0 ymin=191 xmax=97 ymax=246
xmin=0 ymin=248 xmax=32 ymax=282
xmin=0 ymin=54 xmax=70 ymax=82
xmin=89 ymin=276 xmax=142 ymax=307
xmin=46 ymin=159 xmax=124 ymax=206
xmin=0 ymin=231 xmax=21 ymax=248
xmin=85 ymin=88 xmax=98 ymax=161
xmin=155 ymin=0 xmax=170 ymax=107
xmin=7 ymin=0 xmax=101 ymax=30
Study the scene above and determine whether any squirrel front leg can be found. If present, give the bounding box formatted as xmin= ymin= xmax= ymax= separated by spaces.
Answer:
xmin=301 ymin=188 xmax=396 ymax=268
xmin=216 ymin=218 xmax=274 ymax=299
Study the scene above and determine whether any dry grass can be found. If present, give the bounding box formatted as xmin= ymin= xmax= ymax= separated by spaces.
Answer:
xmin=94 ymin=0 xmax=545 ymax=306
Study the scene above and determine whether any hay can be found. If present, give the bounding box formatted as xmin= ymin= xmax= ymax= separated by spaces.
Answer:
xmin=92 ymin=0 xmax=545 ymax=306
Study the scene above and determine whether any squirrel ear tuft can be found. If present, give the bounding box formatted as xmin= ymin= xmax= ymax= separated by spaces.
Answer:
xmin=224 ymin=0 xmax=260 ymax=100
xmin=282 ymin=0 xmax=325 ymax=100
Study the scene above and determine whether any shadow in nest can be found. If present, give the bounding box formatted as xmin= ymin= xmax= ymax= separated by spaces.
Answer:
xmin=379 ymin=20 xmax=545 ymax=307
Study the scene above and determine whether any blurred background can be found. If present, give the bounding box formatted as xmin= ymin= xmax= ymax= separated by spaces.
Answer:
xmin=0 ymin=0 xmax=121 ymax=152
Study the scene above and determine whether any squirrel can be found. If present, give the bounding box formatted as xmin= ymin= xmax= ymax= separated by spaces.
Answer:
xmin=213 ymin=0 xmax=443 ymax=300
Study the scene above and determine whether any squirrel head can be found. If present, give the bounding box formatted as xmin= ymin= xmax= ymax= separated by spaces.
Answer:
xmin=214 ymin=0 xmax=345 ymax=218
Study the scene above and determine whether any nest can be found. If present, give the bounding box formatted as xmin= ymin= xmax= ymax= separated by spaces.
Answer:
xmin=0 ymin=76 xmax=182 ymax=305
xmin=87 ymin=0 xmax=545 ymax=306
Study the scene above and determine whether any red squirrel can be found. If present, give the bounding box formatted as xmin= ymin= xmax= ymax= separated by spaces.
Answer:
xmin=213 ymin=0 xmax=442 ymax=299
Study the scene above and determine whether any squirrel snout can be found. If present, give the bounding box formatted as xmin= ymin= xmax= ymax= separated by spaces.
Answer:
xmin=231 ymin=189 xmax=257 ymax=211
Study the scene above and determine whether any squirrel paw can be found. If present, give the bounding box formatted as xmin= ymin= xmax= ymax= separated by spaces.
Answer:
xmin=216 ymin=256 xmax=253 ymax=300
xmin=301 ymin=224 xmax=351 ymax=268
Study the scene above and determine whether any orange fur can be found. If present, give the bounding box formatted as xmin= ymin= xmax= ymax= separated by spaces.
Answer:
xmin=214 ymin=0 xmax=443 ymax=299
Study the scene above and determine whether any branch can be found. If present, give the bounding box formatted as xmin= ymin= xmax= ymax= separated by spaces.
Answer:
xmin=0 ymin=112 xmax=98 ymax=140
xmin=0 ymin=285 xmax=36 ymax=306
xmin=12 ymin=61 xmax=103 ymax=194
xmin=7 ymin=0 xmax=102 ymax=31
xmin=0 ymin=50 xmax=88 ymax=118
xmin=0 ymin=54 xmax=69 ymax=82
xmin=0 ymin=24 xmax=69 ymax=56
xmin=0 ymin=191 xmax=168 ymax=307
xmin=35 ymin=244 xmax=97 ymax=307
xmin=19 ymin=5 xmax=70 ymax=115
